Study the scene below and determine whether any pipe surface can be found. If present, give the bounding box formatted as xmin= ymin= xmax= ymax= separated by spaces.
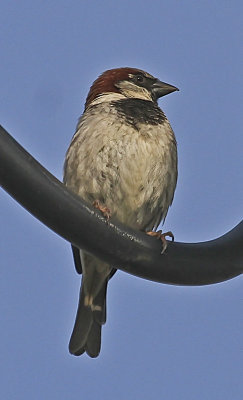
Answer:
xmin=0 ymin=125 xmax=242 ymax=285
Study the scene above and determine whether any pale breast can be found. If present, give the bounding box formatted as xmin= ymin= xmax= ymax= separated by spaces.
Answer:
xmin=64 ymin=100 xmax=177 ymax=231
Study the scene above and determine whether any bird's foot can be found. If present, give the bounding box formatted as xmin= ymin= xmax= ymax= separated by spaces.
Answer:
xmin=146 ymin=230 xmax=174 ymax=254
xmin=93 ymin=200 xmax=111 ymax=220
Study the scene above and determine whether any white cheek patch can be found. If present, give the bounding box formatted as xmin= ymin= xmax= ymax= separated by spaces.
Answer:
xmin=116 ymin=81 xmax=153 ymax=101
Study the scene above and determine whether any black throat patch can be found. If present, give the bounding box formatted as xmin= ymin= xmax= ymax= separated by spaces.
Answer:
xmin=111 ymin=99 xmax=166 ymax=128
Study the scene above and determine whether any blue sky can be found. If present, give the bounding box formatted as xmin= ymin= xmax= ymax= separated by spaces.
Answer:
xmin=0 ymin=1 xmax=242 ymax=399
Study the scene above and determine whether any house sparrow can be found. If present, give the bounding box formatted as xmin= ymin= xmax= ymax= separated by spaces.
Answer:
xmin=64 ymin=67 xmax=178 ymax=357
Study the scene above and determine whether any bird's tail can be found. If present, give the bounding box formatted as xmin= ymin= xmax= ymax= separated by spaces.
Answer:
xmin=69 ymin=254 xmax=110 ymax=357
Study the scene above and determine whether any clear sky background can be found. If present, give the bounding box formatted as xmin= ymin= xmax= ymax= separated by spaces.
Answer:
xmin=0 ymin=1 xmax=242 ymax=399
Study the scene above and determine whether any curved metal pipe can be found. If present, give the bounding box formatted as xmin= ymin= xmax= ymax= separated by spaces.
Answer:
xmin=0 ymin=125 xmax=242 ymax=285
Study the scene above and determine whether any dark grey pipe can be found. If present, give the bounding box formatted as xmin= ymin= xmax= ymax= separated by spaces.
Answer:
xmin=0 ymin=125 xmax=242 ymax=285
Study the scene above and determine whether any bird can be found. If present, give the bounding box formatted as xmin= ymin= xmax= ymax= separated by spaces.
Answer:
xmin=63 ymin=67 xmax=178 ymax=357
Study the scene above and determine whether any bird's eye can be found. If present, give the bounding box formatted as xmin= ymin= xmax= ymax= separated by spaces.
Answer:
xmin=136 ymin=75 xmax=144 ymax=83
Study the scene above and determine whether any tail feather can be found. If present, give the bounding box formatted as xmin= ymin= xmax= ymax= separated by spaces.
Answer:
xmin=93 ymin=280 xmax=108 ymax=325
xmin=85 ymin=322 xmax=102 ymax=358
xmin=69 ymin=279 xmax=108 ymax=357
xmin=69 ymin=287 xmax=93 ymax=355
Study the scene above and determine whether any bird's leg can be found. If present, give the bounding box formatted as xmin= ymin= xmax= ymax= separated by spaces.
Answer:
xmin=146 ymin=230 xmax=174 ymax=254
xmin=93 ymin=200 xmax=111 ymax=220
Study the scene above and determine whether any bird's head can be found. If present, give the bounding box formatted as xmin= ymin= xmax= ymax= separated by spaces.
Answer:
xmin=85 ymin=67 xmax=178 ymax=109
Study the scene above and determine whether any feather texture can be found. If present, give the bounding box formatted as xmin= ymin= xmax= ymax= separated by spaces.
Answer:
xmin=64 ymin=67 xmax=178 ymax=357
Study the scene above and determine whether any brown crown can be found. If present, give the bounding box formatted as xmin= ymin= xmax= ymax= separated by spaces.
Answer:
xmin=85 ymin=67 xmax=145 ymax=109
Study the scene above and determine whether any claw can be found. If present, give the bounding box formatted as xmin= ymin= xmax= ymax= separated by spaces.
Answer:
xmin=147 ymin=230 xmax=174 ymax=254
xmin=93 ymin=200 xmax=111 ymax=220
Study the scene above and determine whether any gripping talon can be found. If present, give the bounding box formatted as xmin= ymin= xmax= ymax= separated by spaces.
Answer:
xmin=147 ymin=230 xmax=174 ymax=254
xmin=93 ymin=200 xmax=111 ymax=220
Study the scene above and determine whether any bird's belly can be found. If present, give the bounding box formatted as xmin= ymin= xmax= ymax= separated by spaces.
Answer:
xmin=91 ymin=141 xmax=176 ymax=230
xmin=105 ymin=160 xmax=173 ymax=230
xmin=65 ymin=120 xmax=177 ymax=231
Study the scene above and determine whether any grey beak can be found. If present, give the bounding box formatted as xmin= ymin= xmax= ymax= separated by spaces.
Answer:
xmin=152 ymin=79 xmax=179 ymax=99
